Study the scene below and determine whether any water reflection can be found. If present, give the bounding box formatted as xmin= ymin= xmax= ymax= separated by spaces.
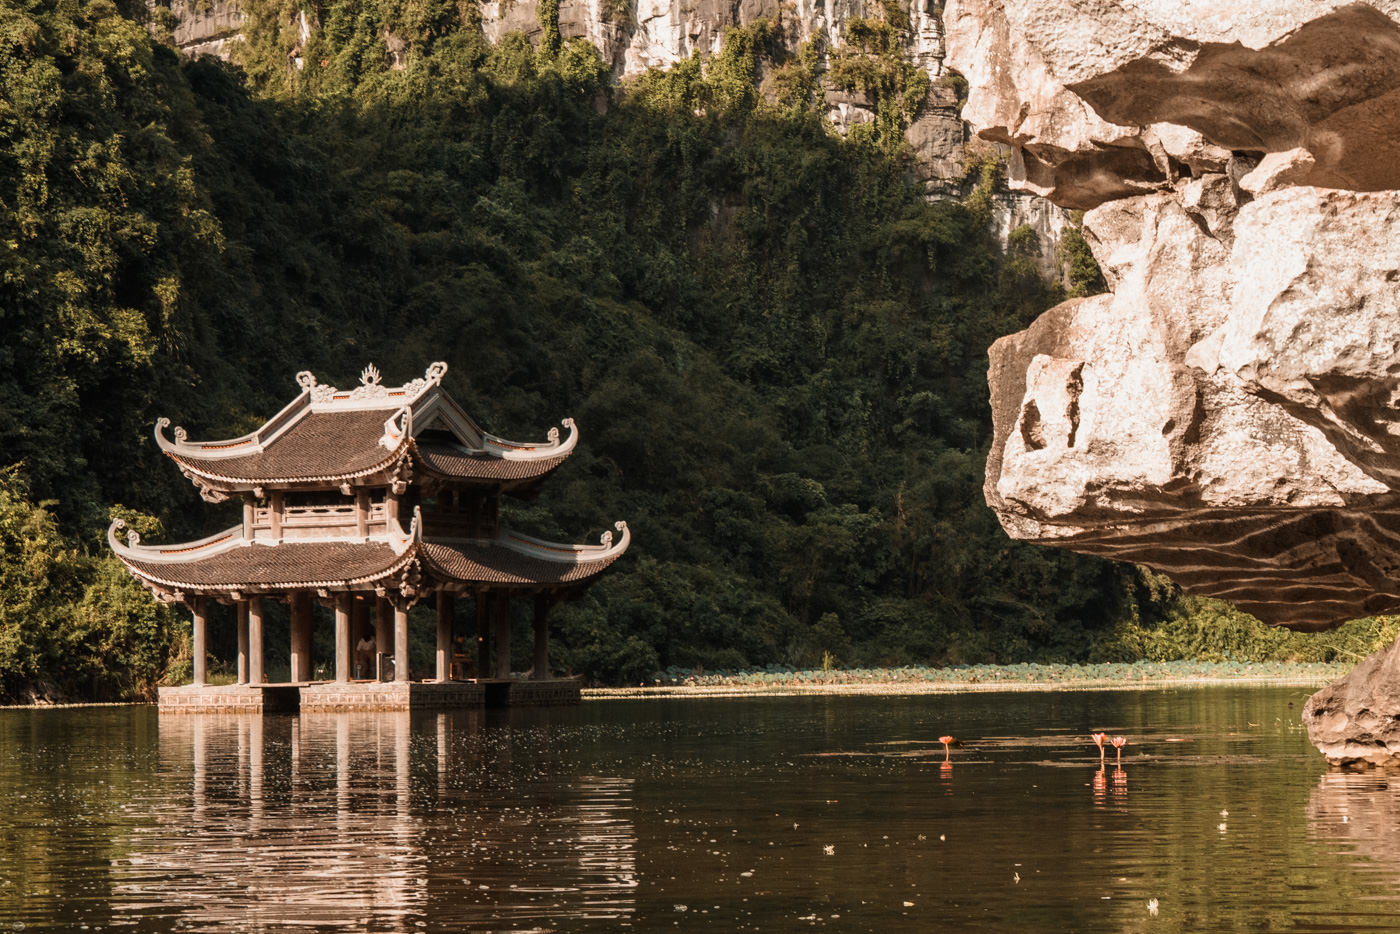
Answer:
xmin=1309 ymin=770 xmax=1400 ymax=873
xmin=14 ymin=688 xmax=1400 ymax=932
xmin=115 ymin=712 xmax=637 ymax=932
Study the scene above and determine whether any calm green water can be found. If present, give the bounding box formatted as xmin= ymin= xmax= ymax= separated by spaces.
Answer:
xmin=0 ymin=687 xmax=1395 ymax=932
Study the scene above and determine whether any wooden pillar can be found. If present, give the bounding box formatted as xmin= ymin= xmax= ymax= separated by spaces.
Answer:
xmin=270 ymin=491 xmax=284 ymax=541
xmin=394 ymin=602 xmax=410 ymax=683
xmin=191 ymin=597 xmax=207 ymax=687
xmin=436 ymin=591 xmax=453 ymax=682
xmin=290 ymin=591 xmax=313 ymax=682
xmin=493 ymin=592 xmax=511 ymax=680
xmin=376 ymin=597 xmax=392 ymax=679
xmin=532 ymin=593 xmax=550 ymax=681
xmin=248 ymin=597 xmax=264 ymax=685
xmin=354 ymin=489 xmax=369 ymax=539
xmin=334 ymin=593 xmax=351 ymax=683
xmin=242 ymin=495 xmax=255 ymax=537
xmin=475 ymin=592 xmax=491 ymax=679
xmin=236 ymin=599 xmax=250 ymax=684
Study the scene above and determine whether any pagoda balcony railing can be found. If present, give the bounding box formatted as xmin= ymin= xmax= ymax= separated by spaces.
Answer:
xmin=250 ymin=502 xmax=388 ymax=538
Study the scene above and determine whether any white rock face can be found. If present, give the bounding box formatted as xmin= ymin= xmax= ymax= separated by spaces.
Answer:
xmin=945 ymin=0 xmax=1400 ymax=208
xmin=966 ymin=0 xmax=1400 ymax=631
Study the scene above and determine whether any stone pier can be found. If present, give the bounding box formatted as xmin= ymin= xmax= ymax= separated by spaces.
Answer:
xmin=158 ymin=679 xmax=581 ymax=713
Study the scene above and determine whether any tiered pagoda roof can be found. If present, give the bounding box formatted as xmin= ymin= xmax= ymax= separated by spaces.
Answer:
xmin=113 ymin=362 xmax=627 ymax=604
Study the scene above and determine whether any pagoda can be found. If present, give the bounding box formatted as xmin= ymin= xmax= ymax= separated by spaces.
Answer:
xmin=110 ymin=361 xmax=629 ymax=711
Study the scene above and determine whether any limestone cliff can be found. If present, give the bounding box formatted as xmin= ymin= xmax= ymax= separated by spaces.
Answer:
xmin=153 ymin=0 xmax=1072 ymax=270
xmin=950 ymin=0 xmax=1400 ymax=763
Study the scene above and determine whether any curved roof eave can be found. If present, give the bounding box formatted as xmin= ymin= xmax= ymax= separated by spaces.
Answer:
xmin=163 ymin=435 xmax=412 ymax=488
xmin=106 ymin=510 xmax=424 ymax=594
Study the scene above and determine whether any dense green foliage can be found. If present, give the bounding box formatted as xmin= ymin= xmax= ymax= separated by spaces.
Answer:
xmin=0 ymin=0 xmax=1390 ymax=698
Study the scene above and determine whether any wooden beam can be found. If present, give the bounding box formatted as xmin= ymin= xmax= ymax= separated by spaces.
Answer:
xmin=191 ymin=597 xmax=207 ymax=687
xmin=236 ymin=599 xmax=250 ymax=684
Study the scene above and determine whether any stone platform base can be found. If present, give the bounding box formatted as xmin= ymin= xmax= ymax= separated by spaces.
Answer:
xmin=301 ymin=680 xmax=486 ymax=711
xmin=159 ymin=679 xmax=581 ymax=712
xmin=158 ymin=684 xmax=300 ymax=713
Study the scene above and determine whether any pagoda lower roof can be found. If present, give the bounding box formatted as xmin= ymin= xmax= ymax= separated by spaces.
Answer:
xmin=107 ymin=516 xmax=629 ymax=596
xmin=421 ymin=537 xmax=626 ymax=585
xmin=413 ymin=440 xmax=572 ymax=483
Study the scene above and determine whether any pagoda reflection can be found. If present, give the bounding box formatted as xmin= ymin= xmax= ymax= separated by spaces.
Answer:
xmin=116 ymin=712 xmax=636 ymax=931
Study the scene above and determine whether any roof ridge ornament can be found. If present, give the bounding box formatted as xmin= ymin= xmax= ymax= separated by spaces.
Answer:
xmin=600 ymin=520 xmax=627 ymax=549
xmin=297 ymin=362 xmax=449 ymax=408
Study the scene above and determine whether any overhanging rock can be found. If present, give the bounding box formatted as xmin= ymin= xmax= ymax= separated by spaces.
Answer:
xmin=946 ymin=0 xmax=1400 ymax=763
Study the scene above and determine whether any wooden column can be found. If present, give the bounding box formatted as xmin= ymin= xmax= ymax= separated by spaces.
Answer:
xmin=394 ymin=602 xmax=410 ymax=683
xmin=242 ymin=495 xmax=255 ymax=537
xmin=475 ymin=592 xmax=491 ymax=679
xmin=270 ymin=491 xmax=284 ymax=541
xmin=376 ymin=597 xmax=392 ymax=679
xmin=248 ymin=597 xmax=264 ymax=685
xmin=493 ymin=592 xmax=511 ymax=679
xmin=290 ymin=591 xmax=313 ymax=682
xmin=436 ymin=591 xmax=453 ymax=682
xmin=334 ymin=593 xmax=351 ymax=683
xmin=191 ymin=597 xmax=208 ymax=686
xmin=532 ymin=593 xmax=550 ymax=681
xmin=236 ymin=599 xmax=250 ymax=684
xmin=354 ymin=489 xmax=369 ymax=539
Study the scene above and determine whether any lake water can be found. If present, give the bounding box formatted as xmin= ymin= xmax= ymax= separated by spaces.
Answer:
xmin=0 ymin=686 xmax=1396 ymax=932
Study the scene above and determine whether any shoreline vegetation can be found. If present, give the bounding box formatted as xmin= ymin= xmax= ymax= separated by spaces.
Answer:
xmin=584 ymin=660 xmax=1350 ymax=698
xmin=0 ymin=661 xmax=1348 ymax=709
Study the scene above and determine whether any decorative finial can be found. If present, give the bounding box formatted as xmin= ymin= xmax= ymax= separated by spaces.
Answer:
xmin=110 ymin=518 xmax=137 ymax=549
xmin=173 ymin=425 xmax=188 ymax=444
xmin=425 ymin=361 xmax=448 ymax=383
xmin=296 ymin=371 xmax=317 ymax=391
xmin=360 ymin=363 xmax=382 ymax=387
xmin=600 ymin=529 xmax=613 ymax=548
xmin=547 ymin=426 xmax=560 ymax=445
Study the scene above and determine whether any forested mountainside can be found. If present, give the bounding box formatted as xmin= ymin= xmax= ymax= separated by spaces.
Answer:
xmin=0 ymin=0 xmax=1387 ymax=701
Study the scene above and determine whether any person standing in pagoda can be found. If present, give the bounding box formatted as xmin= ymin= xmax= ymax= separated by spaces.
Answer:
xmin=354 ymin=628 xmax=377 ymax=680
